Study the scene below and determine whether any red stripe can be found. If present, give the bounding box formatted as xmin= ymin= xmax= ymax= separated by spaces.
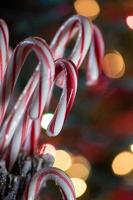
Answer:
xmin=5 ymin=143 xmax=12 ymax=168
xmin=11 ymin=48 xmax=18 ymax=92
xmin=77 ymin=23 xmax=85 ymax=67
xmin=0 ymin=48 xmax=3 ymax=81
xmin=30 ymin=121 xmax=35 ymax=155
xmin=21 ymin=116 xmax=28 ymax=147
xmin=66 ymin=62 xmax=77 ymax=116
xmin=48 ymin=112 xmax=56 ymax=136
xmin=38 ymin=80 xmax=42 ymax=119
xmin=24 ymin=185 xmax=29 ymax=200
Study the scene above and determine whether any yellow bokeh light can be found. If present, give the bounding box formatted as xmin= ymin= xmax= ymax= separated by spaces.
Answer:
xmin=39 ymin=144 xmax=56 ymax=157
xmin=74 ymin=0 xmax=100 ymax=20
xmin=73 ymin=155 xmax=90 ymax=168
xmin=67 ymin=163 xmax=90 ymax=180
xmin=53 ymin=150 xmax=72 ymax=171
xmin=102 ymin=51 xmax=125 ymax=79
xmin=41 ymin=113 xmax=53 ymax=130
xmin=112 ymin=151 xmax=133 ymax=176
xmin=130 ymin=144 xmax=133 ymax=152
xmin=71 ymin=178 xmax=87 ymax=198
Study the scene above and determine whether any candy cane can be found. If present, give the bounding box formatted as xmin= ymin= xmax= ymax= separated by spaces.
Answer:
xmin=3 ymin=116 xmax=41 ymax=170
xmin=46 ymin=58 xmax=78 ymax=137
xmin=0 ymin=19 xmax=9 ymax=125
xmin=51 ymin=15 xmax=91 ymax=68
xmin=50 ymin=15 xmax=105 ymax=87
xmin=86 ymin=24 xmax=105 ymax=86
xmin=0 ymin=19 xmax=9 ymax=81
xmin=22 ymin=117 xmax=41 ymax=155
xmin=0 ymin=37 xmax=55 ymax=152
xmin=23 ymin=167 xmax=76 ymax=200
xmin=0 ymin=70 xmax=40 ymax=154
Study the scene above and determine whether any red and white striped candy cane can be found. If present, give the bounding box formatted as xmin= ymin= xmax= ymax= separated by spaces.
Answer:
xmin=4 ymin=116 xmax=41 ymax=170
xmin=22 ymin=117 xmax=41 ymax=155
xmin=0 ymin=37 xmax=54 ymax=122
xmin=0 ymin=37 xmax=55 ymax=152
xmin=46 ymin=58 xmax=78 ymax=137
xmin=23 ymin=167 xmax=76 ymax=200
xmin=50 ymin=15 xmax=91 ymax=68
xmin=2 ymin=71 xmax=41 ymax=169
xmin=0 ymin=19 xmax=9 ymax=81
xmin=0 ymin=19 xmax=9 ymax=125
xmin=0 ymin=70 xmax=40 ymax=154
xmin=86 ymin=24 xmax=105 ymax=86
xmin=51 ymin=15 xmax=105 ymax=86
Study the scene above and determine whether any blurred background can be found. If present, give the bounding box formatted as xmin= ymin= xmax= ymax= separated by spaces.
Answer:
xmin=0 ymin=0 xmax=133 ymax=199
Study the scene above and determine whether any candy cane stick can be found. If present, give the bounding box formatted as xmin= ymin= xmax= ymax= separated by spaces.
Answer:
xmin=0 ymin=70 xmax=40 ymax=153
xmin=0 ymin=37 xmax=55 ymax=151
xmin=23 ymin=167 xmax=76 ymax=200
xmin=46 ymin=58 xmax=78 ymax=137
xmin=3 ymin=115 xmax=41 ymax=170
xmin=0 ymin=19 xmax=9 ymax=125
xmin=86 ymin=25 xmax=105 ymax=86
xmin=0 ymin=19 xmax=9 ymax=81
xmin=22 ymin=117 xmax=41 ymax=155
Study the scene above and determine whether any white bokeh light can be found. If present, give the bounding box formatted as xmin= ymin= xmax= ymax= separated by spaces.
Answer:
xmin=41 ymin=113 xmax=54 ymax=130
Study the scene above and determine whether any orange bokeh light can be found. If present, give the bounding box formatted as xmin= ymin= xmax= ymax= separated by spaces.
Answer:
xmin=74 ymin=0 xmax=100 ymax=20
xmin=102 ymin=50 xmax=125 ymax=79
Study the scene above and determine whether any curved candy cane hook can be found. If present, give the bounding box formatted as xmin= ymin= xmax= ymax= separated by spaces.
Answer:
xmin=50 ymin=15 xmax=105 ymax=86
xmin=0 ymin=37 xmax=55 ymax=152
xmin=50 ymin=15 xmax=91 ymax=69
xmin=46 ymin=58 xmax=78 ymax=137
xmin=23 ymin=167 xmax=76 ymax=200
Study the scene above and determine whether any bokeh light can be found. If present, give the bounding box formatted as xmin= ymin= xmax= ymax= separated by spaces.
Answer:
xmin=71 ymin=178 xmax=87 ymax=198
xmin=130 ymin=144 xmax=133 ymax=152
xmin=126 ymin=16 xmax=133 ymax=30
xmin=67 ymin=163 xmax=90 ymax=180
xmin=112 ymin=151 xmax=133 ymax=176
xmin=53 ymin=150 xmax=72 ymax=171
xmin=41 ymin=113 xmax=53 ymax=130
xmin=102 ymin=51 xmax=125 ymax=79
xmin=72 ymin=155 xmax=90 ymax=168
xmin=39 ymin=144 xmax=56 ymax=157
xmin=74 ymin=0 xmax=100 ymax=20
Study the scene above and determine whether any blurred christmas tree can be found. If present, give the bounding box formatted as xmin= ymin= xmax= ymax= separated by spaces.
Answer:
xmin=0 ymin=0 xmax=133 ymax=199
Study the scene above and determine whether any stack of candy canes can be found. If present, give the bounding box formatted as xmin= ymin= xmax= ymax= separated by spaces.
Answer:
xmin=0 ymin=15 xmax=105 ymax=200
